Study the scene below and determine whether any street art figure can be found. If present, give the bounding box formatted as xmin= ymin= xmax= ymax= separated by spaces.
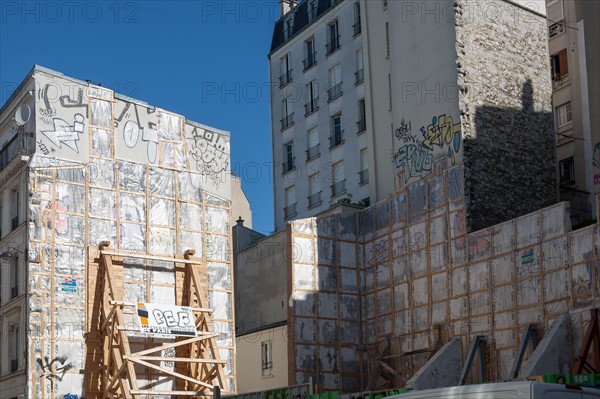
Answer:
xmin=41 ymin=114 xmax=85 ymax=153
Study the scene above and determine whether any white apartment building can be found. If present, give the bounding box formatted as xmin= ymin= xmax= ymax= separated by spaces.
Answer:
xmin=269 ymin=0 xmax=372 ymax=231
xmin=269 ymin=0 xmax=553 ymax=232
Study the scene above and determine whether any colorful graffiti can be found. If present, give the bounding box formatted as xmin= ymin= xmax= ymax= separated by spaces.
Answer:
xmin=394 ymin=114 xmax=461 ymax=182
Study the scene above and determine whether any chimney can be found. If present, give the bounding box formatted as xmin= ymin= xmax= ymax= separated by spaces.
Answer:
xmin=236 ymin=217 xmax=245 ymax=227
xmin=280 ymin=0 xmax=298 ymax=17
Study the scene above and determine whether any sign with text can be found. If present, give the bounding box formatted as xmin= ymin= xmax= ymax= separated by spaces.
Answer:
xmin=136 ymin=302 xmax=197 ymax=337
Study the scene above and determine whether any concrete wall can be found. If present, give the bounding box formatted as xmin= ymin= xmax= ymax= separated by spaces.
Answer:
xmin=235 ymin=230 xmax=288 ymax=335
xmin=236 ymin=325 xmax=290 ymax=393
xmin=231 ymin=173 xmax=253 ymax=228
xmin=455 ymin=0 xmax=557 ymax=231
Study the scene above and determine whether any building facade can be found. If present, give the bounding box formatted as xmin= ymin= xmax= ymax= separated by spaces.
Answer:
xmin=0 ymin=66 xmax=236 ymax=399
xmin=546 ymin=0 xmax=600 ymax=227
xmin=269 ymin=0 xmax=556 ymax=233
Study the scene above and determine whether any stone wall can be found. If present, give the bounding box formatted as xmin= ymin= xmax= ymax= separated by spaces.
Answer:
xmin=454 ymin=0 xmax=557 ymax=232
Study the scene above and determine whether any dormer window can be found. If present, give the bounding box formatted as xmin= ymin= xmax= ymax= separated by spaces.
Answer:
xmin=284 ymin=17 xmax=293 ymax=40
xmin=308 ymin=0 xmax=318 ymax=22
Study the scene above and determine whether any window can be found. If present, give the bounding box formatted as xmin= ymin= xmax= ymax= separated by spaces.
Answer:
xmin=355 ymin=48 xmax=364 ymax=84
xmin=357 ymin=99 xmax=366 ymax=133
xmin=308 ymin=0 xmax=317 ymax=22
xmin=550 ymin=49 xmax=568 ymax=81
xmin=11 ymin=189 xmax=19 ymax=230
xmin=305 ymin=80 xmax=319 ymax=115
xmin=556 ymin=102 xmax=572 ymax=127
xmin=304 ymin=37 xmax=317 ymax=70
xmin=308 ymin=173 xmax=322 ymax=208
xmin=353 ymin=2 xmax=362 ymax=36
xmin=330 ymin=114 xmax=343 ymax=148
xmin=307 ymin=128 xmax=320 ymax=160
xmin=385 ymin=22 xmax=390 ymax=57
xmin=280 ymin=53 xmax=292 ymax=87
xmin=284 ymin=186 xmax=297 ymax=219
xmin=549 ymin=20 xmax=565 ymax=37
xmin=559 ymin=157 xmax=575 ymax=185
xmin=10 ymin=324 xmax=19 ymax=372
xmin=331 ymin=161 xmax=346 ymax=197
xmin=283 ymin=142 xmax=295 ymax=174
xmin=382 ymin=0 xmax=387 ymax=9
xmin=326 ymin=20 xmax=340 ymax=55
xmin=11 ymin=255 xmax=19 ymax=299
xmin=359 ymin=148 xmax=369 ymax=184
xmin=281 ymin=97 xmax=294 ymax=130
xmin=284 ymin=17 xmax=293 ymax=40
xmin=328 ymin=65 xmax=342 ymax=102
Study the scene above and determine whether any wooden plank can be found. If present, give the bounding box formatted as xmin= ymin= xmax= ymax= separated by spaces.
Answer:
xmin=109 ymin=300 xmax=212 ymax=313
xmin=129 ymin=334 xmax=219 ymax=357
xmin=130 ymin=390 xmax=212 ymax=396
xmin=134 ymin=356 xmax=227 ymax=364
xmin=100 ymin=249 xmax=204 ymax=265
xmin=126 ymin=357 xmax=213 ymax=389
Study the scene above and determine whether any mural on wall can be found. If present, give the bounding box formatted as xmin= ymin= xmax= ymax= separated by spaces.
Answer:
xmin=114 ymin=99 xmax=158 ymax=164
xmin=35 ymin=73 xmax=90 ymax=162
xmin=186 ymin=125 xmax=230 ymax=188
xmin=394 ymin=114 xmax=462 ymax=183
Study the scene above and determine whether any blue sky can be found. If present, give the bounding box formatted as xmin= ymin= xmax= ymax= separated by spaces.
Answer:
xmin=0 ymin=0 xmax=278 ymax=234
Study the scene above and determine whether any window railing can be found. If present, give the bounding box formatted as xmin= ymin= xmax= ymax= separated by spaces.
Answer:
xmin=331 ymin=179 xmax=347 ymax=198
xmin=355 ymin=68 xmax=364 ymax=84
xmin=281 ymin=113 xmax=294 ymax=131
xmin=329 ymin=130 xmax=344 ymax=148
xmin=304 ymin=97 xmax=319 ymax=116
xmin=284 ymin=203 xmax=297 ymax=219
xmin=303 ymin=52 xmax=317 ymax=70
xmin=1 ymin=132 xmax=34 ymax=171
xmin=353 ymin=22 xmax=361 ymax=36
xmin=359 ymin=168 xmax=369 ymax=185
xmin=327 ymin=83 xmax=343 ymax=102
xmin=308 ymin=191 xmax=322 ymax=208
xmin=282 ymin=157 xmax=296 ymax=174
xmin=279 ymin=70 xmax=293 ymax=87
xmin=11 ymin=286 xmax=18 ymax=299
xmin=306 ymin=144 xmax=320 ymax=161
xmin=326 ymin=35 xmax=340 ymax=55
xmin=357 ymin=118 xmax=366 ymax=134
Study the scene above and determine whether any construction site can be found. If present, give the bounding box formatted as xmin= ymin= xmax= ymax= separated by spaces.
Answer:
xmin=0 ymin=66 xmax=235 ymax=398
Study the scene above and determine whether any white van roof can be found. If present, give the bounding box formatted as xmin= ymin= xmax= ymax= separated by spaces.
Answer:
xmin=386 ymin=381 xmax=600 ymax=399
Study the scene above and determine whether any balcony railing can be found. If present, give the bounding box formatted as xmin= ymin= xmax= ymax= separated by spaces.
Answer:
xmin=303 ymin=53 xmax=317 ymax=70
xmin=308 ymin=191 xmax=322 ymax=208
xmin=306 ymin=144 xmax=320 ymax=161
xmin=355 ymin=68 xmax=364 ymax=85
xmin=357 ymin=118 xmax=366 ymax=134
xmin=1 ymin=132 xmax=34 ymax=171
xmin=359 ymin=168 xmax=369 ymax=185
xmin=11 ymin=286 xmax=18 ymax=299
xmin=331 ymin=179 xmax=347 ymax=198
xmin=353 ymin=22 xmax=361 ymax=36
xmin=282 ymin=157 xmax=296 ymax=174
xmin=281 ymin=113 xmax=294 ymax=131
xmin=279 ymin=70 xmax=293 ymax=88
xmin=560 ymin=187 xmax=592 ymax=228
xmin=284 ymin=203 xmax=297 ymax=219
xmin=304 ymin=97 xmax=319 ymax=116
xmin=326 ymin=36 xmax=340 ymax=55
xmin=329 ymin=130 xmax=344 ymax=148
xmin=327 ymin=83 xmax=343 ymax=102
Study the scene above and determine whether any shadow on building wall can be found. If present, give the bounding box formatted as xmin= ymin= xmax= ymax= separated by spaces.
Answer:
xmin=465 ymin=80 xmax=557 ymax=232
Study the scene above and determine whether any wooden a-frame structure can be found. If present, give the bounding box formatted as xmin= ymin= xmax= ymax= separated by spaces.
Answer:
xmin=97 ymin=242 xmax=226 ymax=398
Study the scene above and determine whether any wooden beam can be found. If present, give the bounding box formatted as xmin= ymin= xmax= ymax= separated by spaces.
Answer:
xmin=130 ymin=390 xmax=213 ymax=396
xmin=574 ymin=309 xmax=600 ymax=374
xmin=126 ymin=357 xmax=213 ymax=389
xmin=129 ymin=334 xmax=219 ymax=357
xmin=109 ymin=300 xmax=212 ymax=313
xmin=134 ymin=356 xmax=227 ymax=364
xmin=100 ymin=249 xmax=204 ymax=265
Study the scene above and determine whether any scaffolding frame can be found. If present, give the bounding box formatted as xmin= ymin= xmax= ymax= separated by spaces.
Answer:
xmin=98 ymin=242 xmax=226 ymax=398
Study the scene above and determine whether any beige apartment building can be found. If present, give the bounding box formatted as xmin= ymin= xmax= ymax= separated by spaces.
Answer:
xmin=546 ymin=0 xmax=600 ymax=226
